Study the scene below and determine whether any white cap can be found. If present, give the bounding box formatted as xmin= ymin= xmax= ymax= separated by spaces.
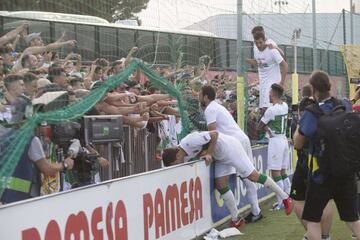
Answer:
xmin=25 ymin=32 xmax=42 ymax=45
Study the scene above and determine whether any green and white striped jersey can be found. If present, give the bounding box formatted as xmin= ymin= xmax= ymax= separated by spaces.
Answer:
xmin=261 ymin=102 xmax=289 ymax=137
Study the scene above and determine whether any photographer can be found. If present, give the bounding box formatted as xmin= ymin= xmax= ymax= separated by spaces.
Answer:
xmin=0 ymin=105 xmax=74 ymax=204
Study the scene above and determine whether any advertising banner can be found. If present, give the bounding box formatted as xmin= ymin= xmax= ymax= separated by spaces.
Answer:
xmin=0 ymin=145 xmax=286 ymax=239
xmin=0 ymin=161 xmax=212 ymax=240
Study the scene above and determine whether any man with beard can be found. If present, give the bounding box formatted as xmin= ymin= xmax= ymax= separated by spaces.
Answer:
xmin=199 ymin=85 xmax=263 ymax=223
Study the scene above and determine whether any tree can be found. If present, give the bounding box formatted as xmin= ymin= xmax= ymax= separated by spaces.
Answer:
xmin=112 ymin=0 xmax=149 ymax=24
xmin=0 ymin=0 xmax=149 ymax=23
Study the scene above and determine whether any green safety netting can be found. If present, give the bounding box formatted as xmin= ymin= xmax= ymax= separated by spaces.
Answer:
xmin=0 ymin=59 xmax=190 ymax=196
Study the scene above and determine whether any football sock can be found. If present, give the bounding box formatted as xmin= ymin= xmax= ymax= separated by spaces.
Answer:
xmin=219 ymin=186 xmax=238 ymax=221
xmin=243 ymin=179 xmax=261 ymax=216
xmin=273 ymin=176 xmax=285 ymax=205
xmin=282 ymin=174 xmax=291 ymax=195
xmin=257 ymin=174 xmax=288 ymax=201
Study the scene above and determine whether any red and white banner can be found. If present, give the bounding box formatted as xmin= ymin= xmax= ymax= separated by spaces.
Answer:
xmin=0 ymin=161 xmax=212 ymax=240
xmin=0 ymin=145 xmax=288 ymax=239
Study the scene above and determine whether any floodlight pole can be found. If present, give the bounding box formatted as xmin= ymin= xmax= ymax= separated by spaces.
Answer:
xmin=292 ymin=29 xmax=301 ymax=105
xmin=350 ymin=0 xmax=354 ymax=44
xmin=236 ymin=0 xmax=246 ymax=130
xmin=312 ymin=0 xmax=317 ymax=70
xmin=237 ymin=0 xmax=244 ymax=76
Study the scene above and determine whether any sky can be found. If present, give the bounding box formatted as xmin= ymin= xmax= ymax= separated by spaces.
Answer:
xmin=137 ymin=0 xmax=359 ymax=28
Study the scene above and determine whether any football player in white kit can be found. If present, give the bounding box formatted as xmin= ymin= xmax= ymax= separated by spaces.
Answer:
xmin=260 ymin=83 xmax=292 ymax=209
xmin=199 ymin=85 xmax=263 ymax=223
xmin=251 ymin=29 xmax=288 ymax=110
xmin=162 ymin=131 xmax=293 ymax=228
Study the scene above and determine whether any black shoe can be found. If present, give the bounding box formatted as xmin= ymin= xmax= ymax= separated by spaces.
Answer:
xmin=244 ymin=211 xmax=263 ymax=223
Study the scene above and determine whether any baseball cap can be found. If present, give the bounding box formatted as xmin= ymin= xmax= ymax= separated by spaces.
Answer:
xmin=37 ymin=78 xmax=52 ymax=89
xmin=25 ymin=32 xmax=42 ymax=45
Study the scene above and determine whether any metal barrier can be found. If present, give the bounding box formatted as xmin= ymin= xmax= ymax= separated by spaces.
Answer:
xmin=97 ymin=124 xmax=162 ymax=181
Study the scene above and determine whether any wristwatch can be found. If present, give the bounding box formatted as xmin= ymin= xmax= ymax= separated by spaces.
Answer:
xmin=62 ymin=161 xmax=68 ymax=171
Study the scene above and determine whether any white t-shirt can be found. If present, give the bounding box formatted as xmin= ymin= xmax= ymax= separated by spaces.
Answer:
xmin=261 ymin=102 xmax=289 ymax=137
xmin=204 ymin=101 xmax=248 ymax=142
xmin=28 ymin=136 xmax=46 ymax=162
xmin=253 ymin=38 xmax=277 ymax=57
xmin=179 ymin=131 xmax=230 ymax=161
xmin=254 ymin=41 xmax=283 ymax=87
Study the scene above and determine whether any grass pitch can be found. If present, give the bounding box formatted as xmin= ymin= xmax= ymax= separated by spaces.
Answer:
xmin=224 ymin=201 xmax=353 ymax=240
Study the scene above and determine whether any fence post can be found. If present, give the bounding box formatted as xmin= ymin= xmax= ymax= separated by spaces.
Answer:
xmin=107 ymin=143 xmax=112 ymax=180
xmin=144 ymin=131 xmax=150 ymax=172
xmin=128 ymin=127 xmax=134 ymax=175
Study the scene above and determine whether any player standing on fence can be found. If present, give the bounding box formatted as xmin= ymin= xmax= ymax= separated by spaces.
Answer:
xmin=250 ymin=29 xmax=288 ymax=111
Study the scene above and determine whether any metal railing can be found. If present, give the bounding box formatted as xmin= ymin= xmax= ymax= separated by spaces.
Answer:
xmin=97 ymin=124 xmax=162 ymax=181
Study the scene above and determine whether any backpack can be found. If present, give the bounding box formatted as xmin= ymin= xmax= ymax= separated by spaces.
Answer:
xmin=306 ymin=98 xmax=360 ymax=177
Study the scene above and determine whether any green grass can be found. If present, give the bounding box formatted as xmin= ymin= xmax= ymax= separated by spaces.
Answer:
xmin=223 ymin=201 xmax=353 ymax=240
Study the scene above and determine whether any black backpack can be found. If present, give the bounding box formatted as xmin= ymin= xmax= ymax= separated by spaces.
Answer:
xmin=306 ymin=98 xmax=360 ymax=177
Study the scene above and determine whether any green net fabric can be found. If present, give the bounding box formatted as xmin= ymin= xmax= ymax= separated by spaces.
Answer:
xmin=0 ymin=59 xmax=190 ymax=196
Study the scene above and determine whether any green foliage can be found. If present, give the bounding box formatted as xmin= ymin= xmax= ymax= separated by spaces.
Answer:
xmin=112 ymin=0 xmax=150 ymax=24
xmin=0 ymin=0 xmax=149 ymax=23
xmin=168 ymin=34 xmax=184 ymax=69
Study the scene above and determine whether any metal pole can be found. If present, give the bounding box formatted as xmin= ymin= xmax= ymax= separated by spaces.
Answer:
xmin=312 ymin=0 xmax=317 ymax=70
xmin=128 ymin=127 xmax=133 ymax=175
xmin=144 ymin=131 xmax=149 ymax=172
xmin=236 ymin=0 xmax=245 ymax=130
xmin=107 ymin=143 xmax=112 ymax=180
xmin=292 ymin=29 xmax=299 ymax=105
xmin=343 ymin=9 xmax=347 ymax=44
xmin=237 ymin=0 xmax=243 ymax=76
xmin=294 ymin=36 xmax=298 ymax=74
xmin=350 ymin=0 xmax=354 ymax=44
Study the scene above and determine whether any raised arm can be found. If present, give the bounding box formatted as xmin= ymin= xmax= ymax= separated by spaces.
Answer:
xmin=0 ymin=22 xmax=28 ymax=47
xmin=23 ymin=40 xmax=76 ymax=56
xmin=124 ymin=46 xmax=139 ymax=67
